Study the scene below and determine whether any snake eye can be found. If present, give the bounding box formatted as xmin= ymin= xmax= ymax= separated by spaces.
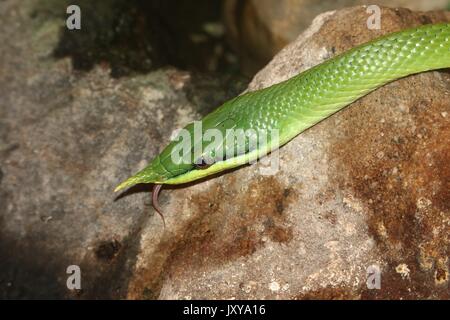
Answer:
xmin=194 ymin=157 xmax=212 ymax=169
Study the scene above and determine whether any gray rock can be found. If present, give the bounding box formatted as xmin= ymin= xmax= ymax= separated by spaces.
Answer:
xmin=0 ymin=0 xmax=244 ymax=299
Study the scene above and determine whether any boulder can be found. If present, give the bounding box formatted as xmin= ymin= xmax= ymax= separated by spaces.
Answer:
xmin=224 ymin=0 xmax=450 ymax=75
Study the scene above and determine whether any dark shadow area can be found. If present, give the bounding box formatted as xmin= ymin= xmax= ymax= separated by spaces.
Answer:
xmin=0 ymin=198 xmax=148 ymax=300
xmin=51 ymin=0 xmax=240 ymax=78
xmin=0 ymin=236 xmax=67 ymax=299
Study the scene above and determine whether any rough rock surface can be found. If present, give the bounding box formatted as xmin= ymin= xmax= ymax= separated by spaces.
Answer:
xmin=0 ymin=0 xmax=245 ymax=299
xmin=224 ymin=0 xmax=450 ymax=75
xmin=1 ymin=3 xmax=449 ymax=299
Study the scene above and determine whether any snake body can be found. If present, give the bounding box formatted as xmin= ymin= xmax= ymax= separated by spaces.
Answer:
xmin=116 ymin=23 xmax=450 ymax=192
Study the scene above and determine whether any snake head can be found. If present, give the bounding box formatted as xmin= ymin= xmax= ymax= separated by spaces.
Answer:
xmin=114 ymin=150 xmax=194 ymax=192
xmin=114 ymin=121 xmax=215 ymax=192
xmin=114 ymin=156 xmax=168 ymax=192
xmin=114 ymin=92 xmax=277 ymax=192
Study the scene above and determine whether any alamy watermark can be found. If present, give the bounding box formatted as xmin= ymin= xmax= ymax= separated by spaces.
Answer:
xmin=169 ymin=122 xmax=280 ymax=175
xmin=66 ymin=5 xmax=81 ymax=30
xmin=366 ymin=5 xmax=381 ymax=30
xmin=366 ymin=264 xmax=381 ymax=290
xmin=66 ymin=265 xmax=81 ymax=290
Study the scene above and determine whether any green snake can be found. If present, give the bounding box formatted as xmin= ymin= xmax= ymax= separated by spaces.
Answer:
xmin=115 ymin=23 xmax=450 ymax=222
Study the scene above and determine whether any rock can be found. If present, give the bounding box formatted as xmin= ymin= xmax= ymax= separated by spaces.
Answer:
xmin=0 ymin=0 xmax=245 ymax=299
xmin=0 ymin=2 xmax=449 ymax=300
xmin=224 ymin=0 xmax=450 ymax=75
xmin=133 ymin=7 xmax=450 ymax=300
